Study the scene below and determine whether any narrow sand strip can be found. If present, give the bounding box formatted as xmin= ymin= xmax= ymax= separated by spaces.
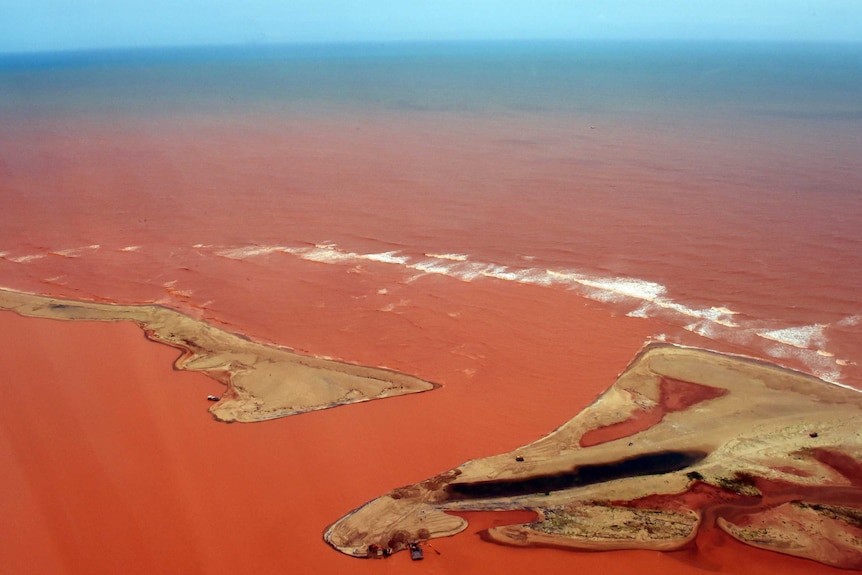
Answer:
xmin=0 ymin=288 xmax=437 ymax=422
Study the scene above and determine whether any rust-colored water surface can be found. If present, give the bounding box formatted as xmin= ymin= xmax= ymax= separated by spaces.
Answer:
xmin=2 ymin=44 xmax=861 ymax=574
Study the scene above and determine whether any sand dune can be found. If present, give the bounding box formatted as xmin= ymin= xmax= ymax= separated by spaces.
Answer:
xmin=325 ymin=343 xmax=862 ymax=569
xmin=0 ymin=288 xmax=437 ymax=422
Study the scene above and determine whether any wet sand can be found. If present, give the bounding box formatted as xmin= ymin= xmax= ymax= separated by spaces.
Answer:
xmin=326 ymin=344 xmax=862 ymax=570
xmin=0 ymin=288 xmax=436 ymax=422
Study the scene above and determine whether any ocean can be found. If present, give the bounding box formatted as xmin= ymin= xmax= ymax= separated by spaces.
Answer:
xmin=1 ymin=40 xmax=861 ymax=574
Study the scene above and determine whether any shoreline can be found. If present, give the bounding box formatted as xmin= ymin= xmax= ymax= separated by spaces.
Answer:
xmin=1 ymin=283 xmax=852 ymax=574
xmin=0 ymin=287 xmax=437 ymax=422
xmin=325 ymin=343 xmax=862 ymax=569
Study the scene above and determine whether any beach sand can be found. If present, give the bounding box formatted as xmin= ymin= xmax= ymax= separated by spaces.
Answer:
xmin=326 ymin=344 xmax=862 ymax=569
xmin=0 ymin=288 xmax=436 ymax=422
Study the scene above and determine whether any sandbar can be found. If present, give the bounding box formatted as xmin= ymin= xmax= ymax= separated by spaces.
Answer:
xmin=0 ymin=288 xmax=437 ymax=422
xmin=325 ymin=343 xmax=862 ymax=570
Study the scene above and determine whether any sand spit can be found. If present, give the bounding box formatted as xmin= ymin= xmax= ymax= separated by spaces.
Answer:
xmin=325 ymin=343 xmax=862 ymax=569
xmin=0 ymin=288 xmax=437 ymax=422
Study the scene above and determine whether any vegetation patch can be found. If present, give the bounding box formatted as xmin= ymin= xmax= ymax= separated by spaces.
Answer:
xmin=530 ymin=504 xmax=696 ymax=541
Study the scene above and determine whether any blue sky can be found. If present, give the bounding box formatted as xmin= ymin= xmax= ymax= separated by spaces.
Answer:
xmin=1 ymin=1 xmax=861 ymax=53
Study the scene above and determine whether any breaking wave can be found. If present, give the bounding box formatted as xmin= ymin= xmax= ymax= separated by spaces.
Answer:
xmin=5 ymin=254 xmax=47 ymax=264
xmin=757 ymin=324 xmax=827 ymax=350
xmin=3 ymin=240 xmax=852 ymax=385
xmin=203 ymin=241 xmax=852 ymax=383
xmin=50 ymin=244 xmax=101 ymax=258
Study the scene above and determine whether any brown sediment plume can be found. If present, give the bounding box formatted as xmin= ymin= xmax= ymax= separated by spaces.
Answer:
xmin=324 ymin=343 xmax=862 ymax=569
xmin=0 ymin=288 xmax=437 ymax=422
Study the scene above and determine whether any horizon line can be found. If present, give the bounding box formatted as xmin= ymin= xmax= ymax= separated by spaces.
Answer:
xmin=3 ymin=36 xmax=861 ymax=59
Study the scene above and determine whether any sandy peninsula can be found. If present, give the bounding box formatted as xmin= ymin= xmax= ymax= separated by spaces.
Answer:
xmin=0 ymin=288 xmax=437 ymax=422
xmin=325 ymin=343 xmax=862 ymax=570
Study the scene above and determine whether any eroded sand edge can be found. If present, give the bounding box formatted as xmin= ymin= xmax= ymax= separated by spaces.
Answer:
xmin=0 ymin=288 xmax=437 ymax=422
xmin=325 ymin=344 xmax=862 ymax=569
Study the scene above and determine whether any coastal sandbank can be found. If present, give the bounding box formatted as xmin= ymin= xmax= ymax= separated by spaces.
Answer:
xmin=325 ymin=343 xmax=862 ymax=569
xmin=0 ymin=288 xmax=437 ymax=422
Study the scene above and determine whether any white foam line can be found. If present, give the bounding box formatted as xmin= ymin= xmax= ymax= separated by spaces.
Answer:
xmin=119 ymin=246 xmax=141 ymax=252
xmin=265 ymin=244 xmax=742 ymax=328
xmin=207 ymin=241 xmax=849 ymax=384
xmin=425 ymin=253 xmax=468 ymax=262
xmin=408 ymin=259 xmax=460 ymax=277
xmin=573 ymin=275 xmax=667 ymax=301
xmin=8 ymin=254 xmax=47 ymax=263
xmin=713 ymin=306 xmax=738 ymax=316
xmin=285 ymin=246 xmax=356 ymax=264
xmin=51 ymin=244 xmax=101 ymax=258
xmin=360 ymin=251 xmax=410 ymax=265
xmin=481 ymin=265 xmax=530 ymax=282
xmin=649 ymin=299 xmax=741 ymax=327
xmin=683 ymin=321 xmax=723 ymax=340
xmin=756 ymin=324 xmax=827 ymax=350
xmin=822 ymin=379 xmax=860 ymax=392
xmin=282 ymin=245 xmax=410 ymax=267
xmin=547 ymin=270 xmax=740 ymax=327
xmin=216 ymin=245 xmax=291 ymax=260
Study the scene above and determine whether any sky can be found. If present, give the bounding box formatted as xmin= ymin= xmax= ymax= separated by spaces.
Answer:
xmin=1 ymin=0 xmax=861 ymax=54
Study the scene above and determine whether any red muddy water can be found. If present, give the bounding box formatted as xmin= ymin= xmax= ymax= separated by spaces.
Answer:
xmin=1 ymin=103 xmax=860 ymax=575
xmin=579 ymin=377 xmax=729 ymax=448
